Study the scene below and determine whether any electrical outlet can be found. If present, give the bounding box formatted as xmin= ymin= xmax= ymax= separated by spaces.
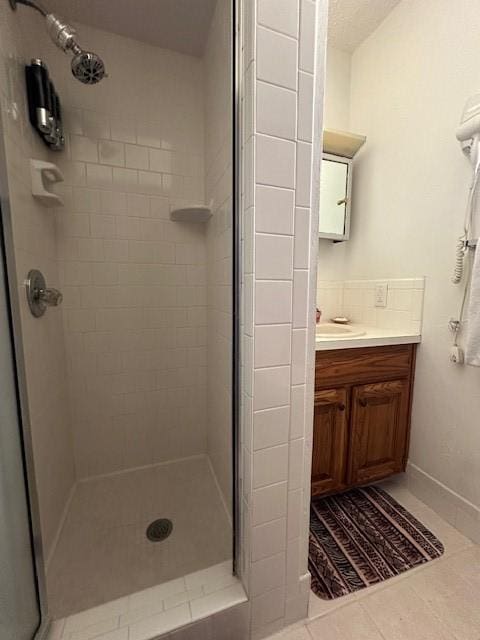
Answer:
xmin=375 ymin=283 xmax=388 ymax=308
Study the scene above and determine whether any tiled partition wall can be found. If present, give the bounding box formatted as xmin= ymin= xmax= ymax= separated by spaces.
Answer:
xmin=30 ymin=23 xmax=208 ymax=478
xmin=240 ymin=1 xmax=326 ymax=638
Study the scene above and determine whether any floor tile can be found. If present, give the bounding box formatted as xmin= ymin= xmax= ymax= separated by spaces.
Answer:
xmin=308 ymin=602 xmax=384 ymax=640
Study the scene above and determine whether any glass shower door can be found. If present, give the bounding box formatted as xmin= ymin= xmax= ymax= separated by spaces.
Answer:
xmin=0 ymin=237 xmax=40 ymax=640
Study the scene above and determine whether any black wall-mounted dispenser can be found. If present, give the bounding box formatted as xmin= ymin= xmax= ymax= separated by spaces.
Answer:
xmin=25 ymin=59 xmax=65 ymax=151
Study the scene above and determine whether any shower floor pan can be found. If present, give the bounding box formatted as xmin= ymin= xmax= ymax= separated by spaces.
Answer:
xmin=47 ymin=455 xmax=232 ymax=619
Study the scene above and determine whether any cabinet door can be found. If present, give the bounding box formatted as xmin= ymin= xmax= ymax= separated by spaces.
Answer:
xmin=311 ymin=388 xmax=349 ymax=496
xmin=349 ymin=380 xmax=409 ymax=485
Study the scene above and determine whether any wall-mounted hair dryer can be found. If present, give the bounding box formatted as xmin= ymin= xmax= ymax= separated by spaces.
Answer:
xmin=456 ymin=94 xmax=480 ymax=171
xmin=452 ymin=95 xmax=480 ymax=284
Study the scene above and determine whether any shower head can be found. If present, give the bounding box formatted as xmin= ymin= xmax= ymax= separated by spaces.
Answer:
xmin=46 ymin=13 xmax=107 ymax=84
xmin=9 ymin=0 xmax=107 ymax=85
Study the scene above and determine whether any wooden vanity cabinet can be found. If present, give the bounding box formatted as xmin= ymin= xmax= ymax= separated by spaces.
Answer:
xmin=312 ymin=344 xmax=416 ymax=498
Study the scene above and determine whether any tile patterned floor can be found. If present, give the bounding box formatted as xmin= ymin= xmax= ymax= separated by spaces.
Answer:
xmin=270 ymin=480 xmax=480 ymax=640
xmin=48 ymin=561 xmax=247 ymax=640
xmin=47 ymin=456 xmax=232 ymax=618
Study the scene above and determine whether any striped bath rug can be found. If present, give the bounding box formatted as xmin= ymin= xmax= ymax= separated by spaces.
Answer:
xmin=309 ymin=486 xmax=444 ymax=600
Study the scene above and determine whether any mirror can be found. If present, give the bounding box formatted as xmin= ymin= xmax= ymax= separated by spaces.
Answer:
xmin=319 ymin=153 xmax=351 ymax=241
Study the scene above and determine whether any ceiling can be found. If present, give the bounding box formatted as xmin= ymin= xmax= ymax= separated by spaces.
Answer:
xmin=328 ymin=0 xmax=401 ymax=52
xmin=44 ymin=0 xmax=218 ymax=57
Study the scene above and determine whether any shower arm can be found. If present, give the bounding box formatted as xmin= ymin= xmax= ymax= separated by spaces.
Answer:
xmin=9 ymin=0 xmax=47 ymax=17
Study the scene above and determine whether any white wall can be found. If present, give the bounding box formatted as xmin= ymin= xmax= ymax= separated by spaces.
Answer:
xmin=319 ymin=0 xmax=480 ymax=512
xmin=204 ymin=0 xmax=233 ymax=516
xmin=0 ymin=3 xmax=76 ymax=560
xmin=324 ymin=45 xmax=351 ymax=130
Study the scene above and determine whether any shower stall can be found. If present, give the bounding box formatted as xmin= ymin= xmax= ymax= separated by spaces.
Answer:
xmin=0 ymin=0 xmax=238 ymax=636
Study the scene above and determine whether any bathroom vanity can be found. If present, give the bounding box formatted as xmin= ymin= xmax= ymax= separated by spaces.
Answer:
xmin=312 ymin=341 xmax=417 ymax=497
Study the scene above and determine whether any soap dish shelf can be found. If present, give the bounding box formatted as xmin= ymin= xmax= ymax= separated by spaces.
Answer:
xmin=170 ymin=205 xmax=212 ymax=223
xmin=31 ymin=159 xmax=64 ymax=206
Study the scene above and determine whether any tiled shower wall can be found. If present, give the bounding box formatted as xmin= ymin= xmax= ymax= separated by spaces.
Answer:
xmin=0 ymin=3 xmax=76 ymax=559
xmin=240 ymin=0 xmax=324 ymax=637
xmin=30 ymin=23 xmax=208 ymax=478
xmin=204 ymin=0 xmax=234 ymax=515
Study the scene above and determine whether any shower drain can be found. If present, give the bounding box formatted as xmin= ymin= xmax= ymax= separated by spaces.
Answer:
xmin=146 ymin=518 xmax=173 ymax=542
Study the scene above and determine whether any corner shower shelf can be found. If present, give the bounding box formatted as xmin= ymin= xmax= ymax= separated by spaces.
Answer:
xmin=170 ymin=205 xmax=212 ymax=223
xmin=323 ymin=128 xmax=366 ymax=159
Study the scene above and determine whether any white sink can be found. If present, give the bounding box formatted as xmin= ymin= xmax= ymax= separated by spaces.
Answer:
xmin=316 ymin=323 xmax=366 ymax=339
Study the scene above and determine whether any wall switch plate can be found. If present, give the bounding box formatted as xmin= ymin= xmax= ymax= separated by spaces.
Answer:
xmin=374 ymin=282 xmax=388 ymax=308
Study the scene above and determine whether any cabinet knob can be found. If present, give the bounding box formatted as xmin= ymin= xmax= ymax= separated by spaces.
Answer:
xmin=337 ymin=403 xmax=346 ymax=411
xmin=359 ymin=398 xmax=368 ymax=407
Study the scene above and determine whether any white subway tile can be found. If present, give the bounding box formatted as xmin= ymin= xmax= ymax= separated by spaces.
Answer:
xmin=256 ymin=134 xmax=296 ymax=189
xmin=99 ymin=140 xmax=125 ymax=167
xmin=257 ymin=27 xmax=298 ymax=90
xmin=136 ymin=122 xmax=162 ymax=149
xmin=256 ymin=186 xmax=294 ymax=235
xmin=110 ymin=116 xmax=136 ymax=144
xmin=251 ymin=517 xmax=287 ymax=561
xmin=295 ymin=142 xmax=312 ymax=207
xmin=287 ymin=489 xmax=302 ymax=540
xmin=253 ymin=366 xmax=291 ymax=410
xmin=255 ymin=234 xmax=294 ymax=280
xmin=254 ymin=324 xmax=291 ymax=368
xmin=299 ymin=0 xmax=316 ymax=73
xmin=71 ymin=135 xmax=98 ymax=163
xmin=189 ymin=583 xmax=246 ymax=619
xmin=112 ymin=168 xmax=138 ymax=190
xmin=149 ymin=148 xmax=174 ymax=173
xmin=125 ymin=144 xmax=149 ymax=170
xmin=298 ymin=71 xmax=314 ymax=142
xmin=128 ymin=604 xmax=191 ymax=640
xmin=293 ymin=270 xmax=309 ymax=328
xmin=86 ymin=164 xmax=113 ymax=188
xmin=253 ymin=444 xmax=289 ymax=488
xmin=255 ymin=280 xmax=293 ymax=325
xmin=294 ymin=208 xmax=310 ymax=269
xmin=257 ymin=0 xmax=299 ymax=37
xmin=290 ymin=385 xmax=306 ymax=440
xmin=252 ymin=481 xmax=288 ymax=525
xmin=82 ymin=111 xmax=110 ymax=139
xmin=254 ymin=406 xmax=290 ymax=450
xmin=291 ymin=328 xmax=307 ymax=384
xmin=288 ymin=438 xmax=304 ymax=490
xmin=257 ymin=82 xmax=297 ymax=140
xmin=251 ymin=585 xmax=286 ymax=629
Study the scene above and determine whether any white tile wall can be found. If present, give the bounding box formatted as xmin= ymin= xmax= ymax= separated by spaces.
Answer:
xmin=316 ymin=277 xmax=425 ymax=334
xmin=0 ymin=3 xmax=76 ymax=560
xmin=56 ymin=100 xmax=208 ymax=478
xmin=240 ymin=1 xmax=323 ymax=638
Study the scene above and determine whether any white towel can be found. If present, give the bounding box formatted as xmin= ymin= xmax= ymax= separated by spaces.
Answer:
xmin=465 ymin=244 xmax=480 ymax=366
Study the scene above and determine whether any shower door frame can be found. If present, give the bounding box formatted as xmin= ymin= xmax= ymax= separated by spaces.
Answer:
xmin=0 ymin=1 xmax=242 ymax=634
xmin=0 ymin=111 xmax=50 ymax=638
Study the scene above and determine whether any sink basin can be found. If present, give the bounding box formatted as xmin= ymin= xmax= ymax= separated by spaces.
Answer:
xmin=316 ymin=323 xmax=366 ymax=339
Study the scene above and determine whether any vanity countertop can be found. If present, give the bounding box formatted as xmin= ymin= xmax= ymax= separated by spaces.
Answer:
xmin=315 ymin=323 xmax=421 ymax=351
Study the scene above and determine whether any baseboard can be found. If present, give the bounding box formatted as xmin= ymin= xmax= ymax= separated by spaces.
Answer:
xmin=407 ymin=462 xmax=480 ymax=544
xmin=45 ymin=481 xmax=77 ymax=572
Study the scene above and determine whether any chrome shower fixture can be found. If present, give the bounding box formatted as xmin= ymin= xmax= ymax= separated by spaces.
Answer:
xmin=9 ymin=0 xmax=107 ymax=85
